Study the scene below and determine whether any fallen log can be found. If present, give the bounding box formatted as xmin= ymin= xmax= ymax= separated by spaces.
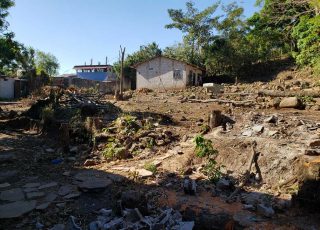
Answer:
xmin=188 ymin=99 xmax=254 ymax=106
xmin=258 ymin=90 xmax=320 ymax=98
xmin=227 ymin=141 xmax=257 ymax=203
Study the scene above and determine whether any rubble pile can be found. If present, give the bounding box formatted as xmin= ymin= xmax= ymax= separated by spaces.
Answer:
xmin=86 ymin=207 xmax=193 ymax=230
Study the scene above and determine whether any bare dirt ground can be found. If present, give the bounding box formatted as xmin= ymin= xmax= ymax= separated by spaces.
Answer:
xmin=0 ymin=72 xmax=320 ymax=229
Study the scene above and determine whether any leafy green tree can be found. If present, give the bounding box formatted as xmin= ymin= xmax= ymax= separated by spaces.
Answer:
xmin=165 ymin=1 xmax=220 ymax=64
xmin=35 ymin=51 xmax=59 ymax=76
xmin=292 ymin=15 xmax=320 ymax=74
xmin=0 ymin=0 xmax=14 ymax=32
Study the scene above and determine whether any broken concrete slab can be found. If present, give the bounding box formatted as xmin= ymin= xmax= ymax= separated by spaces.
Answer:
xmin=44 ymin=192 xmax=58 ymax=202
xmin=0 ymin=200 xmax=36 ymax=218
xmin=0 ymin=188 xmax=24 ymax=202
xmin=64 ymin=192 xmax=81 ymax=199
xmin=279 ymin=97 xmax=302 ymax=109
xmin=58 ymin=185 xmax=73 ymax=196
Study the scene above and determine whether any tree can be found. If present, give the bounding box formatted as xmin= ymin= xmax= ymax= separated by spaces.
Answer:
xmin=35 ymin=51 xmax=59 ymax=76
xmin=165 ymin=1 xmax=220 ymax=64
xmin=0 ymin=0 xmax=14 ymax=32
xmin=113 ymin=42 xmax=162 ymax=83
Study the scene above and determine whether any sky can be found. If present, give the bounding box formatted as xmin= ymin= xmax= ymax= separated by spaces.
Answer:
xmin=8 ymin=0 xmax=258 ymax=74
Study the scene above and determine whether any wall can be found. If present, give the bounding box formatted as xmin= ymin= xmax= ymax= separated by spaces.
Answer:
xmin=76 ymin=72 xmax=117 ymax=82
xmin=136 ymin=57 xmax=187 ymax=90
xmin=0 ymin=78 xmax=15 ymax=99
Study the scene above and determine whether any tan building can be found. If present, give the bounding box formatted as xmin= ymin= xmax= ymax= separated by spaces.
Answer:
xmin=134 ymin=56 xmax=204 ymax=90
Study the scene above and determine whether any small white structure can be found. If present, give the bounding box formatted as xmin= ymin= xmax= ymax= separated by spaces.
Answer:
xmin=203 ymin=83 xmax=224 ymax=94
xmin=0 ymin=77 xmax=15 ymax=99
xmin=134 ymin=56 xmax=204 ymax=90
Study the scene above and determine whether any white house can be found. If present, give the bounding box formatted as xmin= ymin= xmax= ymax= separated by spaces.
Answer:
xmin=134 ymin=56 xmax=204 ymax=90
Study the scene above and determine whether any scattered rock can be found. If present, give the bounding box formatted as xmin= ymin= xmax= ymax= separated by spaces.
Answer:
xmin=0 ymin=170 xmax=18 ymax=183
xmin=38 ymin=182 xmax=58 ymax=190
xmin=183 ymin=178 xmax=197 ymax=195
xmin=264 ymin=115 xmax=277 ymax=123
xmin=24 ymin=187 xmax=38 ymax=193
xmin=279 ymin=97 xmax=302 ymax=109
xmin=0 ymin=182 xmax=10 ymax=188
xmin=0 ymin=200 xmax=36 ymax=218
xmin=308 ymin=139 xmax=320 ymax=148
xmin=121 ymin=190 xmax=144 ymax=209
xmin=26 ymin=192 xmax=45 ymax=199
xmin=36 ymin=202 xmax=51 ymax=210
xmin=233 ymin=212 xmax=256 ymax=227
xmin=0 ymin=152 xmax=16 ymax=163
xmin=64 ymin=192 xmax=81 ymax=199
xmin=58 ymin=185 xmax=73 ymax=196
xmin=49 ymin=224 xmax=66 ymax=230
xmin=0 ymin=188 xmax=24 ymax=202
xmin=242 ymin=130 xmax=252 ymax=137
xmin=44 ymin=192 xmax=58 ymax=202
xmin=78 ymin=178 xmax=112 ymax=192
xmin=216 ymin=178 xmax=231 ymax=190
xmin=84 ymin=159 xmax=97 ymax=166
xmin=252 ymin=125 xmax=264 ymax=133
xmin=257 ymin=204 xmax=275 ymax=217
xmin=23 ymin=182 xmax=41 ymax=188
xmin=136 ymin=169 xmax=153 ymax=178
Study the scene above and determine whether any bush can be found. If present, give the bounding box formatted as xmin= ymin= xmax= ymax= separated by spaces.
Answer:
xmin=194 ymin=135 xmax=222 ymax=182
xmin=144 ymin=162 xmax=157 ymax=175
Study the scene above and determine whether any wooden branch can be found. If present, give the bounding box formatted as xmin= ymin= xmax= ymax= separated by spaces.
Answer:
xmin=227 ymin=141 xmax=257 ymax=203
xmin=258 ymin=90 xmax=320 ymax=98
xmin=188 ymin=98 xmax=254 ymax=106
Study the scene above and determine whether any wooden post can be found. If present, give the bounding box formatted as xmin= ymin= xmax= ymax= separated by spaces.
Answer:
xmin=119 ymin=46 xmax=126 ymax=99
xmin=208 ymin=110 xmax=222 ymax=129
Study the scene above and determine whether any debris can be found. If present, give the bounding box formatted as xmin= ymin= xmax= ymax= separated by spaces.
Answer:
xmin=23 ymin=182 xmax=41 ymax=188
xmin=26 ymin=192 xmax=45 ymax=199
xmin=183 ymin=178 xmax=197 ymax=195
xmin=0 ymin=152 xmax=16 ymax=163
xmin=78 ymin=178 xmax=112 ymax=192
xmin=136 ymin=169 xmax=153 ymax=178
xmin=38 ymin=182 xmax=58 ymax=190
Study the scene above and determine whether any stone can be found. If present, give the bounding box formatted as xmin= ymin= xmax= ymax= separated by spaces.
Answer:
xmin=78 ymin=178 xmax=112 ymax=191
xmin=45 ymin=192 xmax=58 ymax=202
xmin=26 ymin=192 xmax=45 ymax=199
xmin=0 ymin=188 xmax=24 ymax=201
xmin=64 ymin=192 xmax=81 ymax=199
xmin=304 ymin=149 xmax=320 ymax=156
xmin=242 ymin=130 xmax=252 ymax=137
xmin=268 ymin=130 xmax=279 ymax=137
xmin=257 ymin=204 xmax=275 ymax=217
xmin=0 ymin=200 xmax=36 ymax=218
xmin=0 ymin=152 xmax=16 ymax=163
xmin=56 ymin=203 xmax=66 ymax=208
xmin=216 ymin=178 xmax=231 ymax=190
xmin=308 ymin=139 xmax=320 ymax=148
xmin=0 ymin=170 xmax=19 ymax=183
xmin=58 ymin=185 xmax=73 ymax=196
xmin=24 ymin=187 xmax=38 ymax=193
xmin=38 ymin=182 xmax=58 ymax=190
xmin=279 ymin=97 xmax=302 ymax=109
xmin=69 ymin=146 xmax=78 ymax=153
xmin=136 ymin=169 xmax=153 ymax=178
xmin=23 ymin=182 xmax=41 ymax=188
xmin=183 ymin=179 xmax=197 ymax=195
xmin=0 ymin=182 xmax=10 ymax=188
xmin=45 ymin=148 xmax=55 ymax=153
xmin=264 ymin=115 xmax=277 ymax=123
xmin=233 ymin=212 xmax=256 ymax=227
xmin=36 ymin=202 xmax=51 ymax=210
xmin=103 ymin=217 xmax=124 ymax=229
xmin=178 ymin=221 xmax=194 ymax=230
xmin=83 ymin=159 xmax=97 ymax=166
xmin=63 ymin=171 xmax=71 ymax=176
xmin=121 ymin=190 xmax=143 ymax=209
xmin=252 ymin=125 xmax=264 ymax=133
xmin=49 ymin=224 xmax=65 ymax=230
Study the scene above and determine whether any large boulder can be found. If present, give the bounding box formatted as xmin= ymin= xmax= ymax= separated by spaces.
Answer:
xmin=279 ymin=97 xmax=302 ymax=109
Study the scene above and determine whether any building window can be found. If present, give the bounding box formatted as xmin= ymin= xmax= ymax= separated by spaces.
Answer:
xmin=173 ymin=69 xmax=182 ymax=80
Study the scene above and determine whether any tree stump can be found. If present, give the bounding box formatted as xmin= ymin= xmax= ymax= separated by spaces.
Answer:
xmin=208 ymin=110 xmax=222 ymax=129
xmin=59 ymin=123 xmax=70 ymax=153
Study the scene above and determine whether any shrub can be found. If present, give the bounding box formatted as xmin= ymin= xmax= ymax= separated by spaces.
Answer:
xmin=194 ymin=135 xmax=222 ymax=182
xmin=144 ymin=162 xmax=157 ymax=175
